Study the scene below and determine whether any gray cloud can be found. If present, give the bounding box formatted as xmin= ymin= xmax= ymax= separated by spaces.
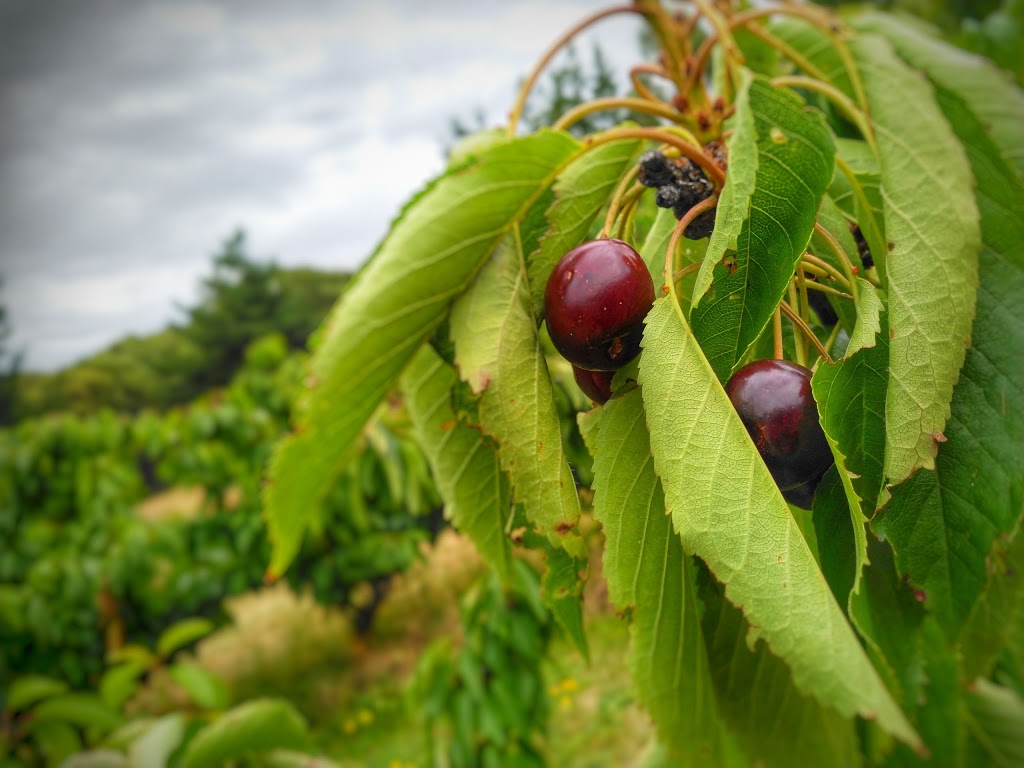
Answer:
xmin=0 ymin=0 xmax=644 ymax=370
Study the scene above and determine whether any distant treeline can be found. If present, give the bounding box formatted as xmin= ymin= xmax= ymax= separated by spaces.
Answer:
xmin=12 ymin=232 xmax=349 ymax=420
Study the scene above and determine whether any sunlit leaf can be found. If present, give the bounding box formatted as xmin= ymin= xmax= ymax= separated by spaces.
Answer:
xmin=583 ymin=388 xmax=736 ymax=765
xmin=869 ymin=41 xmax=1024 ymax=639
xmin=639 ymin=297 xmax=918 ymax=749
xmin=690 ymin=77 xmax=835 ymax=382
xmin=450 ymin=232 xmax=582 ymax=550
xmin=852 ymin=35 xmax=981 ymax=486
xmin=179 ymin=698 xmax=313 ymax=768
xmin=264 ymin=131 xmax=580 ymax=575
xmin=401 ymin=345 xmax=513 ymax=582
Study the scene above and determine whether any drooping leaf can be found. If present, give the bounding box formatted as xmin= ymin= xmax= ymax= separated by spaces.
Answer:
xmin=640 ymin=207 xmax=682 ymax=286
xmin=639 ymin=297 xmax=918 ymax=749
xmin=401 ymin=345 xmax=513 ymax=582
xmin=812 ymin=326 xmax=889 ymax=518
xmin=264 ymin=131 xmax=580 ymax=575
xmin=853 ymin=12 xmax=1024 ymax=180
xmin=698 ymin=568 xmax=862 ymax=768
xmin=691 ymin=70 xmax=757 ymax=306
xmin=540 ymin=544 xmax=589 ymax=661
xmin=584 ymin=388 xmax=736 ymax=765
xmin=449 ymin=231 xmax=582 ymax=550
xmin=690 ymin=77 xmax=835 ymax=382
xmin=178 ymin=698 xmax=313 ymax=768
xmin=960 ymin=526 xmax=1024 ymax=682
xmin=527 ymin=137 xmax=644 ymax=308
xmin=852 ymin=35 xmax=981 ymax=486
xmin=98 ymin=661 xmax=145 ymax=711
xmin=870 ymin=50 xmax=1024 ymax=640
xmin=964 ymin=679 xmax=1024 ymax=768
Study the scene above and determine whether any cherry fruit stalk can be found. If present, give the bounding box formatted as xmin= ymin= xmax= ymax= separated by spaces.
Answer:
xmin=725 ymin=359 xmax=833 ymax=503
xmin=545 ymin=239 xmax=655 ymax=374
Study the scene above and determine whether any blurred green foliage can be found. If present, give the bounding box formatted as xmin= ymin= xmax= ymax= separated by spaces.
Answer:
xmin=11 ymin=231 xmax=350 ymax=420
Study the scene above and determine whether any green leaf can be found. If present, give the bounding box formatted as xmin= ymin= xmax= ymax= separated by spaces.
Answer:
xmin=807 ymin=193 xmax=863 ymax=336
xmin=449 ymin=231 xmax=582 ymax=549
xmin=156 ymin=617 xmax=215 ymax=658
xmin=586 ymin=388 xmax=737 ymax=765
xmin=870 ymin=45 xmax=1024 ymax=640
xmin=851 ymin=34 xmax=981 ymax=486
xmin=31 ymin=693 xmax=121 ymax=734
xmin=960 ymin=526 xmax=1024 ymax=681
xmin=690 ymin=77 xmax=835 ymax=382
xmin=264 ymin=130 xmax=580 ymax=576
xmin=178 ymin=699 xmax=313 ymax=768
xmin=812 ymin=327 xmax=889 ymax=518
xmin=830 ymin=139 xmax=887 ymax=279
xmin=690 ymin=70 xmax=756 ymax=311
xmin=4 ymin=675 xmax=68 ymax=712
xmin=527 ymin=137 xmax=643 ymax=308
xmin=30 ymin=720 xmax=81 ymax=768
xmin=853 ymin=12 xmax=1024 ymax=180
xmin=98 ymin=661 xmax=145 ymax=711
xmin=540 ymin=545 xmax=588 ymax=661
xmin=768 ymin=18 xmax=854 ymax=98
xmin=169 ymin=662 xmax=230 ymax=710
xmin=639 ymin=297 xmax=919 ymax=749
xmin=128 ymin=713 xmax=186 ymax=768
xmin=638 ymin=207 xmax=679 ymax=282
xmin=401 ymin=345 xmax=513 ymax=581
xmin=965 ymin=679 xmax=1024 ymax=768
xmin=698 ymin=569 xmax=862 ymax=768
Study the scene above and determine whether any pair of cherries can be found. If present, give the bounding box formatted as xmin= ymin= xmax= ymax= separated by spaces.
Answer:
xmin=543 ymin=238 xmax=832 ymax=506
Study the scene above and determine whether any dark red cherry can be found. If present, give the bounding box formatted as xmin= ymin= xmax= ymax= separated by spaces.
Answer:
xmin=572 ymin=365 xmax=614 ymax=404
xmin=544 ymin=239 xmax=655 ymax=371
xmin=725 ymin=359 xmax=833 ymax=491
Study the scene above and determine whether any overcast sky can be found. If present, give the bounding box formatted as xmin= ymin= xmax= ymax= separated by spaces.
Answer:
xmin=0 ymin=0 xmax=644 ymax=371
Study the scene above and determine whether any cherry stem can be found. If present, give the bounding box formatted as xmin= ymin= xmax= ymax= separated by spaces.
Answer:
xmin=835 ymin=154 xmax=887 ymax=286
xmin=693 ymin=0 xmax=744 ymax=96
xmin=773 ymin=308 xmax=785 ymax=360
xmin=585 ymin=127 xmax=726 ymax=186
xmin=780 ymin=300 xmax=834 ymax=364
xmin=616 ymin=192 xmax=642 ymax=240
xmin=801 ymin=252 xmax=853 ymax=294
xmin=637 ymin=0 xmax=689 ymax=93
xmin=672 ymin=261 xmax=703 ymax=283
xmin=740 ymin=24 xmax=830 ymax=83
xmin=508 ymin=5 xmax=642 ymax=137
xmin=664 ymin=196 xmax=719 ymax=309
xmin=788 ymin=280 xmax=807 ymax=367
xmin=813 ymin=223 xmax=861 ymax=304
xmin=553 ymin=96 xmax=686 ymax=132
xmin=800 ymin=271 xmax=854 ymax=300
xmin=771 ymin=75 xmax=873 ymax=147
xmin=630 ymin=64 xmax=672 ymax=103
xmin=600 ymin=167 xmax=642 ymax=238
xmin=819 ymin=322 xmax=844 ymax=367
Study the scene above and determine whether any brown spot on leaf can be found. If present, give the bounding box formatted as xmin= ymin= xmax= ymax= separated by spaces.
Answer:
xmin=556 ymin=522 xmax=575 ymax=535
xmin=439 ymin=419 xmax=456 ymax=432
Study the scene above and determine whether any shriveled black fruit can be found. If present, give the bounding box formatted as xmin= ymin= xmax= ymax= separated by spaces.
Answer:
xmin=850 ymin=223 xmax=874 ymax=269
xmin=573 ymin=365 xmax=614 ymax=404
xmin=640 ymin=146 xmax=721 ymax=240
xmin=638 ymin=150 xmax=678 ymax=188
xmin=544 ymin=239 xmax=655 ymax=371
xmin=725 ymin=359 xmax=834 ymax=492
